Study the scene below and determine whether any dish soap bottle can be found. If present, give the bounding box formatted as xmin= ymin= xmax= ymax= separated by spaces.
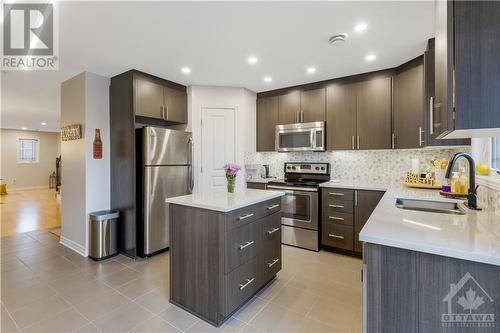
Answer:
xmin=458 ymin=167 xmax=469 ymax=194
xmin=450 ymin=172 xmax=460 ymax=193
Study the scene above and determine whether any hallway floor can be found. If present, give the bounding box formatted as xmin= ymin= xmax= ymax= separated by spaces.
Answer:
xmin=1 ymin=189 xmax=61 ymax=237
xmin=1 ymin=231 xmax=362 ymax=333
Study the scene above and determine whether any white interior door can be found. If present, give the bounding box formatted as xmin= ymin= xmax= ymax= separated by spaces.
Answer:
xmin=201 ymin=108 xmax=235 ymax=192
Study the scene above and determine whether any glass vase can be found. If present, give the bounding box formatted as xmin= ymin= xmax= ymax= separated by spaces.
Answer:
xmin=227 ymin=176 xmax=236 ymax=193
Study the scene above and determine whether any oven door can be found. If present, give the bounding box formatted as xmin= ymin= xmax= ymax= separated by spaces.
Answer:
xmin=267 ymin=185 xmax=318 ymax=230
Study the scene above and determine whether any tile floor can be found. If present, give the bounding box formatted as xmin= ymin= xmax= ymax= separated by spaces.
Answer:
xmin=1 ymin=230 xmax=363 ymax=332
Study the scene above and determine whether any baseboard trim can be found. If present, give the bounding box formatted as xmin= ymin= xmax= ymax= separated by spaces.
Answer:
xmin=60 ymin=236 xmax=87 ymax=257
xmin=8 ymin=186 xmax=50 ymax=192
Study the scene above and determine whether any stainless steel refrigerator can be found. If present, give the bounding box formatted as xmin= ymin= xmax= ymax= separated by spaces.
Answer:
xmin=140 ymin=127 xmax=193 ymax=256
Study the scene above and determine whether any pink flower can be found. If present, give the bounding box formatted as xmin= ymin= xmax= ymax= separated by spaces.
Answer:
xmin=223 ymin=163 xmax=241 ymax=176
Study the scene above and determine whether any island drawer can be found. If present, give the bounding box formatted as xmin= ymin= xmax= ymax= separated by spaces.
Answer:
xmin=261 ymin=212 xmax=281 ymax=244
xmin=321 ymin=221 xmax=354 ymax=251
xmin=261 ymin=239 xmax=281 ymax=283
xmin=322 ymin=211 xmax=353 ymax=226
xmin=226 ymin=204 xmax=261 ymax=231
xmin=323 ymin=199 xmax=354 ymax=214
xmin=224 ymin=257 xmax=259 ymax=316
xmin=259 ymin=198 xmax=281 ymax=217
xmin=322 ymin=188 xmax=354 ymax=201
xmin=225 ymin=221 xmax=261 ymax=273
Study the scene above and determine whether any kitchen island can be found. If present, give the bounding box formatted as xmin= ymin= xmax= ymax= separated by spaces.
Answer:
xmin=359 ymin=187 xmax=500 ymax=333
xmin=165 ymin=189 xmax=284 ymax=327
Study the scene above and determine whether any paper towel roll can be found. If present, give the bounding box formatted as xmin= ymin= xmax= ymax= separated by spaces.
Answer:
xmin=411 ymin=159 xmax=420 ymax=173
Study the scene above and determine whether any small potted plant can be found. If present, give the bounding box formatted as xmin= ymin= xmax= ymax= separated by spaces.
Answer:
xmin=223 ymin=163 xmax=241 ymax=193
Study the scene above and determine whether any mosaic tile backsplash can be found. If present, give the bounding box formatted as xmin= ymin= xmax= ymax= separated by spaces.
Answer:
xmin=244 ymin=147 xmax=471 ymax=184
xmin=245 ymin=146 xmax=500 ymax=214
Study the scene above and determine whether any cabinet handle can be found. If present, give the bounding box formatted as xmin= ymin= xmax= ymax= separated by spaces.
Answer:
xmin=352 ymin=136 xmax=355 ymax=150
xmin=266 ymin=204 xmax=279 ymax=210
xmin=328 ymin=233 xmax=345 ymax=240
xmin=238 ymin=240 xmax=255 ymax=250
xmin=239 ymin=277 xmax=255 ymax=290
xmin=329 ymin=192 xmax=344 ymax=196
xmin=429 ymin=96 xmax=434 ymax=135
xmin=267 ymin=227 xmax=280 ymax=235
xmin=238 ymin=213 xmax=254 ymax=221
xmin=295 ymin=111 xmax=299 ymax=123
xmin=355 ymin=190 xmax=358 ymax=206
xmin=329 ymin=216 xmax=345 ymax=221
xmin=301 ymin=110 xmax=304 ymax=122
xmin=391 ymin=133 xmax=396 ymax=149
xmin=161 ymin=106 xmax=165 ymax=119
xmin=419 ymin=127 xmax=425 ymax=147
xmin=166 ymin=106 xmax=169 ymax=120
xmin=268 ymin=258 xmax=280 ymax=268
xmin=357 ymin=136 xmax=360 ymax=150
xmin=329 ymin=204 xmax=344 ymax=208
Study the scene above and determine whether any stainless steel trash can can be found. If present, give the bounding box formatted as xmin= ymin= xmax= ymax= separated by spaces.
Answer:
xmin=89 ymin=210 xmax=119 ymax=261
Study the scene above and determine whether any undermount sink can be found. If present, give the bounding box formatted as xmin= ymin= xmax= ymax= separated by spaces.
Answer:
xmin=395 ymin=198 xmax=466 ymax=215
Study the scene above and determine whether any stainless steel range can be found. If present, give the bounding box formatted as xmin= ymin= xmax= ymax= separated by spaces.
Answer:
xmin=267 ymin=162 xmax=330 ymax=251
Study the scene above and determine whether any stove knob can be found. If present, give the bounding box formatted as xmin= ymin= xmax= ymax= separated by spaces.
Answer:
xmin=286 ymin=166 xmax=291 ymax=170
xmin=315 ymin=166 xmax=319 ymax=170
xmin=291 ymin=166 xmax=296 ymax=170
xmin=321 ymin=166 xmax=325 ymax=170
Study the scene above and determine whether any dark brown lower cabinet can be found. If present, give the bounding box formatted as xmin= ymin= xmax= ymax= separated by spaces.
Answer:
xmin=364 ymin=243 xmax=500 ymax=333
xmin=321 ymin=188 xmax=384 ymax=255
xmin=169 ymin=198 xmax=282 ymax=327
xmin=354 ymin=190 xmax=385 ymax=253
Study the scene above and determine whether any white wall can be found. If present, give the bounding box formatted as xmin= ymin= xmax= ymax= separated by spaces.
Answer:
xmin=0 ymin=129 xmax=60 ymax=190
xmin=60 ymin=72 xmax=110 ymax=256
xmin=60 ymin=73 xmax=87 ymax=254
xmin=188 ymin=86 xmax=256 ymax=192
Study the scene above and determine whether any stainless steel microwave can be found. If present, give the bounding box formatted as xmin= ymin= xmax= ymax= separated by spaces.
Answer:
xmin=275 ymin=122 xmax=325 ymax=152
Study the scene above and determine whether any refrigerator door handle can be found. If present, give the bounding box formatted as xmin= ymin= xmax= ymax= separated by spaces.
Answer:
xmin=188 ymin=137 xmax=194 ymax=192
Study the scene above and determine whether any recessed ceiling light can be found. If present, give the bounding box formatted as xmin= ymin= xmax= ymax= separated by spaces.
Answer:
xmin=247 ymin=56 xmax=258 ymax=64
xmin=21 ymin=127 xmax=27 ymax=130
xmin=307 ymin=67 xmax=317 ymax=74
xmin=41 ymin=122 xmax=47 ymax=126
xmin=264 ymin=76 xmax=272 ymax=83
xmin=365 ymin=54 xmax=376 ymax=61
xmin=354 ymin=23 xmax=368 ymax=32
xmin=181 ymin=67 xmax=191 ymax=74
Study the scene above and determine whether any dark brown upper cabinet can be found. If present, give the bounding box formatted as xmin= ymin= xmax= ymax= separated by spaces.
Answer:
xmin=424 ymin=39 xmax=470 ymax=147
xmin=135 ymin=79 xmax=165 ymax=119
xmin=393 ymin=60 xmax=425 ymax=149
xmin=277 ymin=89 xmax=325 ymax=124
xmin=300 ymin=88 xmax=326 ymax=122
xmin=163 ymin=86 xmax=187 ymax=123
xmin=356 ymin=77 xmax=392 ymax=150
xmin=434 ymin=0 xmax=500 ymax=138
xmin=278 ymin=91 xmax=300 ymax=124
xmin=256 ymin=96 xmax=279 ymax=152
xmin=133 ymin=72 xmax=187 ymax=124
xmin=326 ymin=83 xmax=357 ymax=150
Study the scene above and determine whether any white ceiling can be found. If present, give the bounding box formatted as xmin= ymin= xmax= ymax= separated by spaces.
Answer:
xmin=1 ymin=1 xmax=435 ymax=132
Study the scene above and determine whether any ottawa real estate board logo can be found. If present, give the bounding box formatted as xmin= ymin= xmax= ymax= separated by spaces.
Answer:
xmin=442 ymin=272 xmax=495 ymax=329
xmin=2 ymin=2 xmax=58 ymax=70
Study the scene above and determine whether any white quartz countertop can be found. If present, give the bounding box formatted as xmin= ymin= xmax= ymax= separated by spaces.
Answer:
xmin=320 ymin=179 xmax=389 ymax=191
xmin=359 ymin=186 xmax=500 ymax=266
xmin=165 ymin=189 xmax=285 ymax=212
